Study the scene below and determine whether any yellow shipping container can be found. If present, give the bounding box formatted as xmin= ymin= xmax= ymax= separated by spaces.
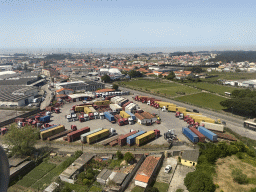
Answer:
xmin=167 ymin=105 xmax=177 ymax=112
xmin=201 ymin=118 xmax=215 ymax=124
xmin=136 ymin=131 xmax=155 ymax=146
xmin=94 ymin=100 xmax=110 ymax=106
xmin=75 ymin=106 xmax=84 ymax=112
xmin=84 ymin=107 xmax=92 ymax=114
xmin=120 ymin=111 xmax=131 ymax=119
xmin=86 ymin=129 xmax=110 ymax=144
xmin=176 ymin=107 xmax=186 ymax=113
xmin=40 ymin=125 xmax=65 ymax=140
xmin=183 ymin=112 xmax=202 ymax=116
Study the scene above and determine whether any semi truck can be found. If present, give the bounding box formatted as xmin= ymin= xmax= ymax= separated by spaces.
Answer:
xmin=114 ymin=114 xmax=124 ymax=126
xmin=40 ymin=125 xmax=65 ymax=140
xmin=67 ymin=127 xmax=90 ymax=142
xmin=104 ymin=112 xmax=116 ymax=123
xmin=201 ymin=122 xmax=224 ymax=132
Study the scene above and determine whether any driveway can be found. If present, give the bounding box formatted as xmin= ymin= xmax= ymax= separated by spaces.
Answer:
xmin=40 ymin=83 xmax=53 ymax=110
xmin=156 ymin=157 xmax=178 ymax=184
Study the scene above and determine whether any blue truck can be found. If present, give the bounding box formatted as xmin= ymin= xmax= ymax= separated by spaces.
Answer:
xmin=182 ymin=127 xmax=199 ymax=143
xmin=127 ymin=130 xmax=146 ymax=146
xmin=40 ymin=125 xmax=58 ymax=132
xmin=198 ymin=126 xmax=217 ymax=142
xmin=125 ymin=111 xmax=136 ymax=121
xmin=39 ymin=115 xmax=51 ymax=123
xmin=104 ymin=112 xmax=116 ymax=123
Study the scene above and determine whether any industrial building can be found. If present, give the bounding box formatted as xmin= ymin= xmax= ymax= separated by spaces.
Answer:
xmin=0 ymin=85 xmax=38 ymax=106
xmin=135 ymin=112 xmax=157 ymax=125
xmin=56 ymin=80 xmax=105 ymax=92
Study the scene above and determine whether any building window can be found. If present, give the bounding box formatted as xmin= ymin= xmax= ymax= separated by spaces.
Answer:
xmin=190 ymin=162 xmax=192 ymax=164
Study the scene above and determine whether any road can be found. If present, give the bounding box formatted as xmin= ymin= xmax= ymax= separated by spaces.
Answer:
xmin=120 ymin=86 xmax=256 ymax=140
xmin=40 ymin=83 xmax=53 ymax=110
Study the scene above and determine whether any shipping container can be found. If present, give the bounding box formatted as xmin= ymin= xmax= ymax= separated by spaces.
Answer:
xmin=67 ymin=127 xmax=90 ymax=142
xmin=39 ymin=115 xmax=51 ymax=123
xmin=198 ymin=126 xmax=218 ymax=142
xmin=176 ymin=107 xmax=186 ymax=113
xmin=84 ymin=107 xmax=92 ymax=114
xmin=127 ymin=131 xmax=146 ymax=146
xmin=109 ymin=104 xmax=122 ymax=113
xmin=118 ymin=131 xmax=137 ymax=146
xmin=202 ymin=122 xmax=224 ymax=132
xmin=86 ymin=129 xmax=110 ymax=144
xmin=120 ymin=111 xmax=131 ymax=119
xmin=75 ymin=106 xmax=84 ymax=112
xmin=89 ymin=107 xmax=96 ymax=113
xmin=182 ymin=127 xmax=199 ymax=143
xmin=136 ymin=130 xmax=155 ymax=146
xmin=125 ymin=111 xmax=136 ymax=121
xmin=189 ymin=127 xmax=206 ymax=143
xmin=80 ymin=128 xmax=103 ymax=143
xmin=94 ymin=100 xmax=110 ymax=106
xmin=40 ymin=125 xmax=65 ymax=140
xmin=40 ymin=125 xmax=58 ymax=132
xmin=104 ymin=112 xmax=115 ymax=123
xmin=101 ymin=134 xmax=120 ymax=146
xmin=47 ymin=130 xmax=72 ymax=141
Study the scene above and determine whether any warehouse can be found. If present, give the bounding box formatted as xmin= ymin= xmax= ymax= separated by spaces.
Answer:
xmin=135 ymin=112 xmax=157 ymax=125
xmin=0 ymin=85 xmax=38 ymax=106
xmin=134 ymin=155 xmax=163 ymax=188
xmin=56 ymin=80 xmax=105 ymax=92
xmin=59 ymin=154 xmax=95 ymax=184
xmin=68 ymin=92 xmax=95 ymax=102
xmin=96 ymin=169 xmax=113 ymax=184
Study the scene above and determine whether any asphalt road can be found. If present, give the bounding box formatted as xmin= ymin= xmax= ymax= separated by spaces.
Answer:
xmin=120 ymin=86 xmax=256 ymax=140
xmin=40 ymin=83 xmax=53 ymax=110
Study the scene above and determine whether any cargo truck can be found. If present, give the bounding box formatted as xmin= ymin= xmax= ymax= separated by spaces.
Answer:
xmin=104 ymin=112 xmax=116 ymax=123
xmin=198 ymin=126 xmax=217 ymax=142
xmin=114 ymin=114 xmax=124 ymax=126
xmin=201 ymin=122 xmax=224 ymax=132
xmin=84 ymin=107 xmax=92 ymax=114
xmin=84 ymin=114 xmax=89 ymax=121
xmin=94 ymin=112 xmax=99 ymax=119
xmin=118 ymin=130 xmax=137 ymax=146
xmin=86 ymin=129 xmax=110 ymax=144
xmin=80 ymin=128 xmax=103 ymax=143
xmin=79 ymin=115 xmax=85 ymax=122
xmin=176 ymin=107 xmax=186 ymax=113
xmin=136 ymin=130 xmax=156 ymax=146
xmin=40 ymin=125 xmax=65 ymax=140
xmin=127 ymin=131 xmax=146 ymax=146
xmin=39 ymin=115 xmax=51 ymax=123
xmin=182 ymin=127 xmax=199 ymax=143
xmin=99 ymin=113 xmax=105 ymax=119
xmin=75 ymin=106 xmax=84 ymax=112
xmin=120 ymin=111 xmax=131 ymax=119
xmin=67 ymin=127 xmax=90 ymax=142
xmin=189 ymin=127 xmax=206 ymax=143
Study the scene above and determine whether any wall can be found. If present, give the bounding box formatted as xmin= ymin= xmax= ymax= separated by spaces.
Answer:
xmin=135 ymin=180 xmax=147 ymax=188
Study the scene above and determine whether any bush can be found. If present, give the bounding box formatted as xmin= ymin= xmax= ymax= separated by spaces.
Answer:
xmin=176 ymin=189 xmax=184 ymax=192
xmin=85 ymin=172 xmax=94 ymax=180
xmin=116 ymin=150 xmax=123 ymax=160
xmin=232 ymin=168 xmax=248 ymax=184
xmin=145 ymin=187 xmax=159 ymax=192
xmin=124 ymin=152 xmax=135 ymax=163
xmin=77 ymin=172 xmax=86 ymax=181
xmin=83 ymin=178 xmax=91 ymax=185
xmin=178 ymin=156 xmax=181 ymax=163
xmin=249 ymin=187 xmax=256 ymax=192
xmin=236 ymin=152 xmax=244 ymax=159
xmin=74 ymin=150 xmax=83 ymax=158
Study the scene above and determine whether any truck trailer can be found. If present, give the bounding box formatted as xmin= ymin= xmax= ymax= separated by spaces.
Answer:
xmin=86 ymin=129 xmax=110 ymax=144
xmin=67 ymin=127 xmax=90 ymax=142
xmin=80 ymin=128 xmax=103 ymax=143
xmin=198 ymin=126 xmax=218 ymax=142
xmin=40 ymin=125 xmax=65 ymax=140
xmin=182 ymin=127 xmax=199 ymax=143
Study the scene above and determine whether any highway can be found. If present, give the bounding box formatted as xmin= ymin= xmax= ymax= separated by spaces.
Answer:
xmin=120 ymin=86 xmax=256 ymax=140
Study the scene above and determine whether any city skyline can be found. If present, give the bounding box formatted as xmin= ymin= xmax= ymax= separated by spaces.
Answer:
xmin=1 ymin=0 xmax=256 ymax=52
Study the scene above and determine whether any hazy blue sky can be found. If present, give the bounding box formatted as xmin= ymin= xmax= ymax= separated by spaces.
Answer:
xmin=1 ymin=0 xmax=256 ymax=51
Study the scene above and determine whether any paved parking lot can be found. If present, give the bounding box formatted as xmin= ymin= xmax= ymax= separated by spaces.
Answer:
xmin=49 ymin=95 xmax=191 ymax=145
xmin=168 ymin=165 xmax=195 ymax=192
xmin=156 ymin=157 xmax=177 ymax=184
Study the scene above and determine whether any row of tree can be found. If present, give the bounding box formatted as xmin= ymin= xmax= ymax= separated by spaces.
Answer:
xmin=208 ymin=51 xmax=256 ymax=63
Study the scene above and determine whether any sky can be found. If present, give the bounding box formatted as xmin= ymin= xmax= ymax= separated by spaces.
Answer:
xmin=1 ymin=0 xmax=256 ymax=53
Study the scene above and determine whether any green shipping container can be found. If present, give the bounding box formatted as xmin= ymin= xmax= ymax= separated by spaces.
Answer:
xmin=40 ymin=125 xmax=65 ymax=140
xmin=136 ymin=130 xmax=155 ymax=146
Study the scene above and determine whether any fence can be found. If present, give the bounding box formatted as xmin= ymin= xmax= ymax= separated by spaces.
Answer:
xmin=0 ymin=108 xmax=44 ymax=128
xmin=119 ymin=154 xmax=146 ymax=192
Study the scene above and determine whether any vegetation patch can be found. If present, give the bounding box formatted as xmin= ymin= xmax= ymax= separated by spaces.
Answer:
xmin=131 ymin=186 xmax=145 ymax=192
xmin=174 ymin=92 xmax=227 ymax=111
xmin=153 ymin=181 xmax=169 ymax=192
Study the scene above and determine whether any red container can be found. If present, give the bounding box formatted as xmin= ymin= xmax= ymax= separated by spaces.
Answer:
xmin=67 ymin=127 xmax=90 ymax=142
xmin=122 ymin=101 xmax=132 ymax=111
xmin=189 ymin=127 xmax=206 ymax=143
xmin=118 ymin=131 xmax=137 ymax=146
xmin=48 ymin=130 xmax=72 ymax=141
xmin=109 ymin=140 xmax=118 ymax=147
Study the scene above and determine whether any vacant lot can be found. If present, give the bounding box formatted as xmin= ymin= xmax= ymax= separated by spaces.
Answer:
xmin=120 ymin=79 xmax=199 ymax=97
xmin=0 ymin=110 xmax=28 ymax=122
xmin=214 ymin=155 xmax=256 ymax=192
xmin=186 ymin=82 xmax=241 ymax=96
xmin=174 ymin=92 xmax=227 ymax=111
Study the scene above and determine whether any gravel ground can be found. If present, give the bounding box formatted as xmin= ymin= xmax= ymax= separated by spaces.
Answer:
xmin=0 ymin=110 xmax=28 ymax=122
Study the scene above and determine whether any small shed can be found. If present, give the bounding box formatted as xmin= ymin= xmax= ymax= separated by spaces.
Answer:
xmin=97 ymin=169 xmax=112 ymax=184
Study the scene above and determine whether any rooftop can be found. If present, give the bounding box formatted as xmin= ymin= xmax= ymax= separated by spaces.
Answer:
xmin=182 ymin=150 xmax=199 ymax=162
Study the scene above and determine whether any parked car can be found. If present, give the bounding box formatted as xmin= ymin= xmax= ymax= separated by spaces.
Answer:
xmin=193 ymin=109 xmax=199 ymax=113
xmin=164 ymin=165 xmax=172 ymax=173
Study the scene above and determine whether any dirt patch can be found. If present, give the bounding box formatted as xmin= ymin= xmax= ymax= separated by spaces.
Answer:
xmin=214 ymin=155 xmax=256 ymax=192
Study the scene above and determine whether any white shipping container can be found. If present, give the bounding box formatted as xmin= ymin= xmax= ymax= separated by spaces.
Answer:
xmin=202 ymin=122 xmax=224 ymax=132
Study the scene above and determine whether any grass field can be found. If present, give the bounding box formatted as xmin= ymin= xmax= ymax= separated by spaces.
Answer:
xmin=153 ymin=181 xmax=169 ymax=192
xmin=120 ymin=79 xmax=199 ymax=97
xmin=174 ymin=93 xmax=227 ymax=111
xmin=131 ymin=186 xmax=145 ymax=192
xmin=203 ymin=72 xmax=256 ymax=82
xmin=214 ymin=155 xmax=256 ymax=192
xmin=16 ymin=162 xmax=56 ymax=188
xmin=186 ymin=82 xmax=241 ymax=96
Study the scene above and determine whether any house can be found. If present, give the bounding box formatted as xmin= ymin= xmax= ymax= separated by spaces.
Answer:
xmin=134 ymin=112 xmax=157 ymax=125
xmin=180 ymin=150 xmax=199 ymax=167
xmin=174 ymin=71 xmax=193 ymax=79
xmin=56 ymin=88 xmax=74 ymax=95
xmin=134 ymin=155 xmax=163 ymax=188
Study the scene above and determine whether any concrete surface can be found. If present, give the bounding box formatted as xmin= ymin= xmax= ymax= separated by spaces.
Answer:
xmin=156 ymin=157 xmax=177 ymax=184
xmin=40 ymin=83 xmax=53 ymax=110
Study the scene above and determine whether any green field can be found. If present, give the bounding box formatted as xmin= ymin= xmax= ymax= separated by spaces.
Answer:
xmin=120 ymin=79 xmax=199 ymax=97
xmin=174 ymin=93 xmax=227 ymax=111
xmin=153 ymin=181 xmax=169 ymax=192
xmin=186 ymin=82 xmax=241 ymax=96
xmin=203 ymin=72 xmax=256 ymax=82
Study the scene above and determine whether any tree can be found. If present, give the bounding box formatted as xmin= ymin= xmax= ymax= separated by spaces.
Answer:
xmin=166 ymin=71 xmax=175 ymax=80
xmin=124 ymin=152 xmax=135 ymax=163
xmin=101 ymin=75 xmax=111 ymax=83
xmin=128 ymin=70 xmax=142 ymax=78
xmin=116 ymin=150 xmax=123 ymax=160
xmin=4 ymin=124 xmax=39 ymax=156
xmin=158 ymin=74 xmax=163 ymax=78
xmin=113 ymin=84 xmax=119 ymax=91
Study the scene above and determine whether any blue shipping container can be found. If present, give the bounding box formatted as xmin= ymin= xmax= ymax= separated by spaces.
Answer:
xmin=40 ymin=125 xmax=58 ymax=132
xmin=125 ymin=111 xmax=136 ymax=121
xmin=127 ymin=130 xmax=146 ymax=146
xmin=39 ymin=115 xmax=51 ymax=123
xmin=104 ymin=112 xmax=115 ymax=122
xmin=182 ymin=127 xmax=199 ymax=143
xmin=198 ymin=126 xmax=217 ymax=142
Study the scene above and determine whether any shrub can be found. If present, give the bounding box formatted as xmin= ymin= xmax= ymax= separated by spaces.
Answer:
xmin=215 ymin=184 xmax=219 ymax=188
xmin=83 ymin=178 xmax=91 ymax=185
xmin=176 ymin=189 xmax=184 ymax=192
xmin=249 ymin=187 xmax=256 ymax=192
xmin=85 ymin=172 xmax=94 ymax=180
xmin=74 ymin=150 xmax=83 ymax=158
xmin=77 ymin=172 xmax=86 ymax=181
xmin=124 ymin=152 xmax=135 ymax=163
xmin=116 ymin=150 xmax=123 ymax=160
xmin=236 ymin=152 xmax=244 ymax=159
xmin=178 ymin=156 xmax=181 ymax=162
xmin=232 ymin=168 xmax=248 ymax=184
